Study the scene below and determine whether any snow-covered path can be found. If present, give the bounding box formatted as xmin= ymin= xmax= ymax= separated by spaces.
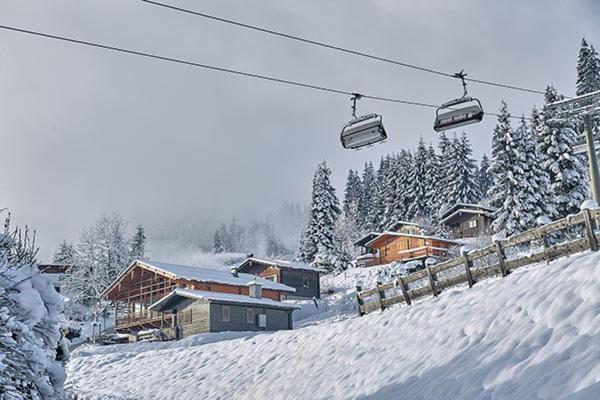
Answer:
xmin=67 ymin=252 xmax=600 ymax=399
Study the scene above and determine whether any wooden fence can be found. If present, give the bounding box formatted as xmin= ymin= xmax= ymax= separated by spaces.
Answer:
xmin=356 ymin=207 xmax=600 ymax=315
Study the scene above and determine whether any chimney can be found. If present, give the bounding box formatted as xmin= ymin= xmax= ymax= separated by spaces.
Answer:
xmin=247 ymin=278 xmax=263 ymax=299
xmin=230 ymin=266 xmax=239 ymax=277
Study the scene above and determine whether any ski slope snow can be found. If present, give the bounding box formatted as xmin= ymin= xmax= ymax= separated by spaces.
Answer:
xmin=66 ymin=251 xmax=600 ymax=399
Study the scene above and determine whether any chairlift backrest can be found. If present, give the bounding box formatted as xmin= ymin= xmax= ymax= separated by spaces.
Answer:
xmin=341 ymin=113 xmax=387 ymax=150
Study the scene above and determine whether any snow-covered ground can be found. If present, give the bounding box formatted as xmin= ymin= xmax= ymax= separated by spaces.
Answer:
xmin=66 ymin=252 xmax=600 ymax=399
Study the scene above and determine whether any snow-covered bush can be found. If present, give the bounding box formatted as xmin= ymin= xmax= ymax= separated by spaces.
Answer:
xmin=0 ymin=211 xmax=66 ymax=399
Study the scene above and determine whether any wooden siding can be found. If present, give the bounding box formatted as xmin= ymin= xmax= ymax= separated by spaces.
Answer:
xmin=366 ymin=235 xmax=454 ymax=265
xmin=209 ymin=303 xmax=292 ymax=332
xmin=177 ymin=300 xmax=210 ymax=338
xmin=280 ymin=268 xmax=320 ymax=299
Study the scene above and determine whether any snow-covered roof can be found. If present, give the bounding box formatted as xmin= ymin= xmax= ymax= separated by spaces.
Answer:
xmin=149 ymin=288 xmax=301 ymax=312
xmin=102 ymin=260 xmax=296 ymax=298
xmin=353 ymin=232 xmax=381 ymax=247
xmin=238 ymin=257 xmax=327 ymax=273
xmin=364 ymin=231 xmax=461 ymax=247
xmin=440 ymin=203 xmax=497 ymax=222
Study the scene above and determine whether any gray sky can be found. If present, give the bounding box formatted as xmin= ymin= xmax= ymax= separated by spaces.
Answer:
xmin=1 ymin=0 xmax=599 ymax=260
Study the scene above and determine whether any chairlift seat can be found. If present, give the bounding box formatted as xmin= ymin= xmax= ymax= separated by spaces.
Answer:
xmin=341 ymin=114 xmax=387 ymax=150
xmin=434 ymin=102 xmax=484 ymax=132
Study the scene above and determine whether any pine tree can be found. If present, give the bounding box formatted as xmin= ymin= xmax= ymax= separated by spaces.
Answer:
xmin=489 ymin=101 xmax=513 ymax=210
xmin=477 ymin=154 xmax=493 ymax=202
xmin=360 ymin=161 xmax=377 ymax=230
xmin=296 ymin=161 xmax=342 ymax=270
xmin=366 ymin=157 xmax=387 ymax=231
xmin=445 ymin=133 xmax=481 ymax=207
xmin=213 ymin=224 xmax=229 ymax=253
xmin=342 ymin=169 xmax=363 ymax=230
xmin=1 ymin=210 xmax=66 ymax=399
xmin=407 ymin=138 xmax=433 ymax=219
xmin=427 ymin=143 xmax=443 ymax=222
xmin=391 ymin=150 xmax=414 ymax=224
xmin=576 ymin=38 xmax=600 ymax=95
xmin=538 ymin=86 xmax=588 ymax=218
xmin=53 ymin=240 xmax=76 ymax=265
xmin=437 ymin=132 xmax=454 ymax=212
xmin=130 ymin=225 xmax=147 ymax=261
xmin=381 ymin=154 xmax=400 ymax=229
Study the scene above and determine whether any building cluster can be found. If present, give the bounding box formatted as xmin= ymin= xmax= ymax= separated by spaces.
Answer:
xmin=38 ymin=202 xmax=494 ymax=342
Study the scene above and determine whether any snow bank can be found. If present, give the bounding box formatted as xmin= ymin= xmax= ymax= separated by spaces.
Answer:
xmin=67 ymin=253 xmax=600 ymax=399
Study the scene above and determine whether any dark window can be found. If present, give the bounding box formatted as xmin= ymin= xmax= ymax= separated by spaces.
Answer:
xmin=303 ymin=277 xmax=310 ymax=288
xmin=246 ymin=308 xmax=254 ymax=324
xmin=222 ymin=306 xmax=230 ymax=322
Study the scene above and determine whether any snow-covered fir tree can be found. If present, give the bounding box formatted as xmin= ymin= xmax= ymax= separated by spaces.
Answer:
xmin=488 ymin=101 xmax=513 ymax=211
xmin=445 ymin=133 xmax=481 ymax=207
xmin=0 ymin=210 xmax=67 ymax=399
xmin=576 ymin=38 xmax=600 ymax=96
xmin=476 ymin=154 xmax=493 ymax=202
xmin=393 ymin=150 xmax=414 ymax=223
xmin=52 ymin=240 xmax=76 ymax=265
xmin=426 ymin=143 xmax=443 ymax=222
xmin=129 ymin=224 xmax=147 ymax=261
xmin=380 ymin=154 xmax=400 ymax=229
xmin=296 ymin=161 xmax=344 ymax=270
xmin=360 ymin=161 xmax=377 ymax=230
xmin=342 ymin=169 xmax=363 ymax=230
xmin=437 ymin=132 xmax=454 ymax=212
xmin=537 ymin=86 xmax=588 ymax=218
xmin=407 ymin=138 xmax=434 ymax=219
xmin=366 ymin=157 xmax=387 ymax=231
xmin=213 ymin=224 xmax=230 ymax=253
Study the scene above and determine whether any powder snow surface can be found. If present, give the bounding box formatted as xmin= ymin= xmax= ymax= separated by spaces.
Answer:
xmin=67 ymin=252 xmax=600 ymax=399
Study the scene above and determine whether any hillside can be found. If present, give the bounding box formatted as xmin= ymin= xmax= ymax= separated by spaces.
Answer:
xmin=66 ymin=252 xmax=600 ymax=400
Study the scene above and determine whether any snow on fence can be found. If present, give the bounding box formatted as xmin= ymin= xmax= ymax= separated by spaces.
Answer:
xmin=356 ymin=207 xmax=600 ymax=315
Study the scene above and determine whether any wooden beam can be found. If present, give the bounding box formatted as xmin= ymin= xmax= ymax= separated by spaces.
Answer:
xmin=463 ymin=253 xmax=474 ymax=288
xmin=583 ymin=208 xmax=599 ymax=251
xmin=397 ymin=276 xmax=411 ymax=305
xmin=494 ymin=240 xmax=508 ymax=277
xmin=426 ymin=266 xmax=438 ymax=297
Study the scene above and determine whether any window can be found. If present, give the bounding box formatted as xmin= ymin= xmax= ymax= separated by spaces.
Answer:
xmin=246 ymin=308 xmax=254 ymax=324
xmin=303 ymin=277 xmax=310 ymax=289
xmin=222 ymin=306 xmax=230 ymax=322
xmin=468 ymin=219 xmax=478 ymax=228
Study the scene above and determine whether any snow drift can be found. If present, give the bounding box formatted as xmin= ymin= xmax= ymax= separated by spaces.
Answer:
xmin=67 ymin=251 xmax=600 ymax=399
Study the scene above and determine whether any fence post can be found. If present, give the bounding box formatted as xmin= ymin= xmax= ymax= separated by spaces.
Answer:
xmin=463 ymin=252 xmax=474 ymax=288
xmin=397 ymin=276 xmax=411 ymax=305
xmin=355 ymin=283 xmax=365 ymax=316
xmin=426 ymin=266 xmax=438 ymax=297
xmin=582 ymin=208 xmax=599 ymax=251
xmin=376 ymin=282 xmax=385 ymax=311
xmin=494 ymin=240 xmax=509 ymax=277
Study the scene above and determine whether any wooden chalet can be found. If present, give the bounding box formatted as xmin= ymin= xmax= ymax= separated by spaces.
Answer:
xmin=440 ymin=203 xmax=496 ymax=238
xmin=354 ymin=223 xmax=460 ymax=267
xmin=101 ymin=260 xmax=295 ymax=334
xmin=149 ymin=281 xmax=300 ymax=339
xmin=235 ymin=257 xmax=326 ymax=299
xmin=38 ymin=264 xmax=70 ymax=294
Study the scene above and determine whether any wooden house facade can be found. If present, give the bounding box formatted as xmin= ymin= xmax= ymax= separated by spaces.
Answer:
xmin=235 ymin=257 xmax=326 ymax=299
xmin=149 ymin=286 xmax=300 ymax=339
xmin=440 ymin=203 xmax=496 ymax=238
xmin=101 ymin=260 xmax=295 ymax=334
xmin=354 ymin=224 xmax=459 ymax=267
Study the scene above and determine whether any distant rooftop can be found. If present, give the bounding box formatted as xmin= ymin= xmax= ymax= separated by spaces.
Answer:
xmin=238 ymin=257 xmax=327 ymax=273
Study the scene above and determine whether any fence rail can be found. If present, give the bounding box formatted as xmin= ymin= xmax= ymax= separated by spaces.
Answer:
xmin=356 ymin=208 xmax=600 ymax=315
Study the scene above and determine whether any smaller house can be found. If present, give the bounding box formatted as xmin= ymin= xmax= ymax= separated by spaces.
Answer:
xmin=235 ymin=257 xmax=326 ymax=299
xmin=354 ymin=223 xmax=460 ymax=267
xmin=38 ymin=264 xmax=70 ymax=294
xmin=440 ymin=203 xmax=496 ymax=238
xmin=149 ymin=280 xmax=300 ymax=339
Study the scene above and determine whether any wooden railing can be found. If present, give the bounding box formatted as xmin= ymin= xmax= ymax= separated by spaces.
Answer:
xmin=356 ymin=208 xmax=600 ymax=315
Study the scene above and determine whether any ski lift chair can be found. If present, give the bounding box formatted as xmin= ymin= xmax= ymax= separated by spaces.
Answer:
xmin=341 ymin=94 xmax=387 ymax=150
xmin=434 ymin=71 xmax=484 ymax=132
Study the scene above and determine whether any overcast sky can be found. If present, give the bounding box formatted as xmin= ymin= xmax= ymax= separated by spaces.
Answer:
xmin=1 ymin=0 xmax=599 ymax=260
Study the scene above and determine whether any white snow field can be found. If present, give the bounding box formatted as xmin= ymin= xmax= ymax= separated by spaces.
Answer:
xmin=66 ymin=252 xmax=600 ymax=400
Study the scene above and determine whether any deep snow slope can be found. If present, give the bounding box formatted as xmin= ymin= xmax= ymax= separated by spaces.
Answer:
xmin=67 ymin=252 xmax=600 ymax=400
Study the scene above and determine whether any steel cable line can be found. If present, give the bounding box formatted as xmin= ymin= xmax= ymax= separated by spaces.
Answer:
xmin=141 ymin=0 xmax=546 ymax=96
xmin=0 ymin=24 xmax=526 ymax=120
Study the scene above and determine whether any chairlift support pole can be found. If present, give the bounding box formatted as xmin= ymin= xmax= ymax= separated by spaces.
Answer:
xmin=548 ymin=90 xmax=600 ymax=205
xmin=583 ymin=113 xmax=600 ymax=204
